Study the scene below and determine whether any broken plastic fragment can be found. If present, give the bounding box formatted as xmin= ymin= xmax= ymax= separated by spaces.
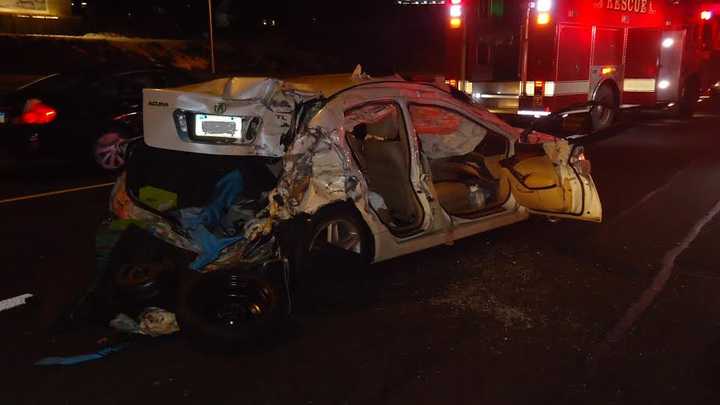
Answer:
xmin=138 ymin=307 xmax=180 ymax=337
xmin=139 ymin=186 xmax=178 ymax=212
xmin=34 ymin=344 xmax=128 ymax=366
xmin=110 ymin=308 xmax=180 ymax=337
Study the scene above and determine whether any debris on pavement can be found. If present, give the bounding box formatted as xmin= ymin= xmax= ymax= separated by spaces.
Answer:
xmin=110 ymin=307 xmax=180 ymax=337
xmin=34 ymin=343 xmax=129 ymax=366
xmin=0 ymin=293 xmax=34 ymax=313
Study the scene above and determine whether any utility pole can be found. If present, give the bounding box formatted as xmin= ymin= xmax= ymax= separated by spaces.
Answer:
xmin=208 ymin=0 xmax=216 ymax=74
xmin=460 ymin=11 xmax=467 ymax=91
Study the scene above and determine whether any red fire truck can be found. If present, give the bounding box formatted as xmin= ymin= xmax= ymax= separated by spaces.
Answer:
xmin=445 ymin=0 xmax=720 ymax=129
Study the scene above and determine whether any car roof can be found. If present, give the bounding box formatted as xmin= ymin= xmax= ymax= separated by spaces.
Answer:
xmin=285 ymin=73 xmax=404 ymax=97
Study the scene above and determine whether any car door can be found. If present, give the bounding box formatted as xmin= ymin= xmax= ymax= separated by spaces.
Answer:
xmin=343 ymin=101 xmax=433 ymax=237
xmin=501 ymin=139 xmax=602 ymax=222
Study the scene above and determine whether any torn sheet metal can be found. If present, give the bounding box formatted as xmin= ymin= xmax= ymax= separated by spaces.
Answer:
xmin=269 ymin=114 xmax=364 ymax=220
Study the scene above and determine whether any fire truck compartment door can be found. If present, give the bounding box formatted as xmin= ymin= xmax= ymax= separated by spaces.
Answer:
xmin=657 ymin=30 xmax=686 ymax=102
xmin=502 ymin=141 xmax=602 ymax=222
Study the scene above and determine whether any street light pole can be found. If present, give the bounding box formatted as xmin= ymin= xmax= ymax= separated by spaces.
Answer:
xmin=208 ymin=0 xmax=216 ymax=74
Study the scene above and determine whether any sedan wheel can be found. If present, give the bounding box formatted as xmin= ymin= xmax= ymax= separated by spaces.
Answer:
xmin=300 ymin=207 xmax=371 ymax=277
xmin=94 ymin=131 xmax=130 ymax=171
xmin=309 ymin=218 xmax=364 ymax=255
xmin=176 ymin=270 xmax=288 ymax=347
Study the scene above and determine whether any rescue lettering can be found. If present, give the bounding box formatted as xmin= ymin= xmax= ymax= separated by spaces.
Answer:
xmin=605 ymin=0 xmax=652 ymax=13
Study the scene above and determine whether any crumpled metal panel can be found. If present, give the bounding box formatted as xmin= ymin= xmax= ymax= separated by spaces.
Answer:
xmin=143 ymin=78 xmax=320 ymax=158
xmin=269 ymin=122 xmax=365 ymax=220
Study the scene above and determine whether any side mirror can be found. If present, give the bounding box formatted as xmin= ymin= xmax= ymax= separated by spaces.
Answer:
xmin=559 ymin=111 xmax=593 ymax=134
xmin=519 ymin=101 xmax=599 ymax=141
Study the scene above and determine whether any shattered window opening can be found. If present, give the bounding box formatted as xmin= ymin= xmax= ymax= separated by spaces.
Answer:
xmin=409 ymin=104 xmax=488 ymax=159
xmin=409 ymin=103 xmax=510 ymax=218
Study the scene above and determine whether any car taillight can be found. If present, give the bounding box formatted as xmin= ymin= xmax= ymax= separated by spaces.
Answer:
xmin=20 ymin=99 xmax=57 ymax=125
xmin=570 ymin=146 xmax=591 ymax=176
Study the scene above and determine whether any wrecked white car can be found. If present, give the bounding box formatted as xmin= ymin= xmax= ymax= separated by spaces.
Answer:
xmin=94 ymin=72 xmax=602 ymax=344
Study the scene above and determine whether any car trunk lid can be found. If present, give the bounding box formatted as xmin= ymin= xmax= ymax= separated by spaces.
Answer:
xmin=142 ymin=77 xmax=321 ymax=158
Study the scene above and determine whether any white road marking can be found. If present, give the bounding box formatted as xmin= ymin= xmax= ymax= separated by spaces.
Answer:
xmin=0 ymin=182 xmax=115 ymax=205
xmin=604 ymin=198 xmax=720 ymax=345
xmin=0 ymin=293 xmax=33 ymax=313
xmin=609 ymin=165 xmax=692 ymax=225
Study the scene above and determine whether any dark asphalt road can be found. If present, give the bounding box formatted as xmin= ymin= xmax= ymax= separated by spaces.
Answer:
xmin=2 ymin=108 xmax=720 ymax=405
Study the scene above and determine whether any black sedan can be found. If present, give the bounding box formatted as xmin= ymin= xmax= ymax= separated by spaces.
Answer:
xmin=0 ymin=68 xmax=200 ymax=170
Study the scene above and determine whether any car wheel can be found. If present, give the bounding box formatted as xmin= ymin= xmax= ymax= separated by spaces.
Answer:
xmin=176 ymin=269 xmax=289 ymax=348
xmin=302 ymin=205 xmax=372 ymax=275
xmin=93 ymin=127 xmax=134 ymax=171
xmin=590 ymin=83 xmax=618 ymax=132
xmin=95 ymin=226 xmax=178 ymax=317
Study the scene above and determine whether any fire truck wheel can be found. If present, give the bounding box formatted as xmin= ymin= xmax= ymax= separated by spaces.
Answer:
xmin=678 ymin=78 xmax=700 ymax=119
xmin=590 ymin=83 xmax=618 ymax=132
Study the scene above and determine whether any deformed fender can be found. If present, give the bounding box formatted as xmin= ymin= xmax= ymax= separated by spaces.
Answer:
xmin=268 ymin=102 xmax=368 ymax=221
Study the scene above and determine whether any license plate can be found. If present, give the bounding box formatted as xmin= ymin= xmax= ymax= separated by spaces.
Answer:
xmin=0 ymin=112 xmax=5 ymax=124
xmin=194 ymin=114 xmax=243 ymax=139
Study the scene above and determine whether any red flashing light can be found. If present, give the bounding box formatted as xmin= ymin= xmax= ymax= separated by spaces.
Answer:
xmin=701 ymin=10 xmax=712 ymax=21
xmin=20 ymin=100 xmax=57 ymax=125
xmin=450 ymin=0 xmax=461 ymax=4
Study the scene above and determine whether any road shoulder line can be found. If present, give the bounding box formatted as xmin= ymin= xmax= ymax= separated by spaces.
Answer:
xmin=604 ymin=198 xmax=720 ymax=345
xmin=0 ymin=182 xmax=115 ymax=205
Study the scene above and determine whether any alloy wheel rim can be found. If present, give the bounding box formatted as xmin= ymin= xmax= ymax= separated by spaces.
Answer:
xmin=94 ymin=132 xmax=128 ymax=170
xmin=309 ymin=219 xmax=363 ymax=255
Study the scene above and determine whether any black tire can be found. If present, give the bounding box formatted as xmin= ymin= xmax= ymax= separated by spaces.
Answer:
xmin=677 ymin=78 xmax=700 ymax=119
xmin=95 ymin=226 xmax=180 ymax=318
xmin=176 ymin=266 xmax=290 ymax=348
xmin=92 ymin=126 xmax=136 ymax=171
xmin=590 ymin=83 xmax=619 ymax=132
